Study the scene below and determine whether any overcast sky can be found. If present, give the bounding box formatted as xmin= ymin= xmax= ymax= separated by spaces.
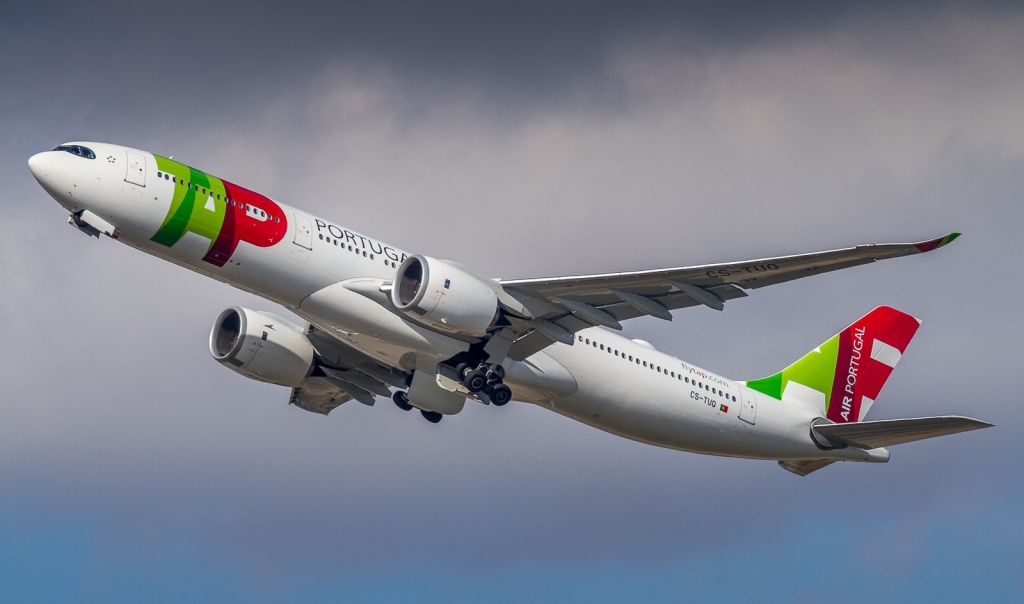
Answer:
xmin=2 ymin=1 xmax=1021 ymax=601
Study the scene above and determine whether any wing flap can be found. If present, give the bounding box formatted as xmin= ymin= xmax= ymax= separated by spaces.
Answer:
xmin=812 ymin=416 xmax=993 ymax=449
xmin=505 ymin=285 xmax=748 ymax=360
xmin=287 ymin=323 xmax=410 ymax=414
xmin=290 ymin=376 xmax=352 ymax=415
xmin=778 ymin=459 xmax=837 ymax=476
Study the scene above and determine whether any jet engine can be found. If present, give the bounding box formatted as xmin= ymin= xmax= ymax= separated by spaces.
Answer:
xmin=209 ymin=307 xmax=315 ymax=387
xmin=391 ymin=255 xmax=499 ymax=337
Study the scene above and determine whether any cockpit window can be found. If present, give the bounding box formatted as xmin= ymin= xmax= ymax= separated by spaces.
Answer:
xmin=53 ymin=145 xmax=96 ymax=160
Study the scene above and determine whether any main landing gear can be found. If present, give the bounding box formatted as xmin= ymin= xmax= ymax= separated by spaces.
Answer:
xmin=390 ymin=360 xmax=514 ymax=424
xmin=420 ymin=410 xmax=443 ymax=423
xmin=391 ymin=390 xmax=445 ymax=424
xmin=391 ymin=390 xmax=413 ymax=411
xmin=454 ymin=362 xmax=512 ymax=406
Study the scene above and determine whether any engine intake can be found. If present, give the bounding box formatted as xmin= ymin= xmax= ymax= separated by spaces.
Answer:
xmin=391 ymin=255 xmax=499 ymax=337
xmin=209 ymin=307 xmax=315 ymax=387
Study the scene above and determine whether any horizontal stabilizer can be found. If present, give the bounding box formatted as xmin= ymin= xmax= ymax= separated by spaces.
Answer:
xmin=813 ymin=416 xmax=993 ymax=450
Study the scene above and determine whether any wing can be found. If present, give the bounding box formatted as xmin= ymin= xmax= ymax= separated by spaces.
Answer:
xmin=289 ymin=324 xmax=410 ymax=415
xmin=499 ymin=233 xmax=959 ymax=359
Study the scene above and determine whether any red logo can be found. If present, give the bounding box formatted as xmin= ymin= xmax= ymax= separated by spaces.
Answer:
xmin=202 ymin=179 xmax=287 ymax=267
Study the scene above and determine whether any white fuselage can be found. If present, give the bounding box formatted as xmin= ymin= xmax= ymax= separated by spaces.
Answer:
xmin=28 ymin=142 xmax=880 ymax=463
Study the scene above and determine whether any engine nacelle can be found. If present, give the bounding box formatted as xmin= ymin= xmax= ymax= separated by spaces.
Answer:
xmin=391 ymin=255 xmax=499 ymax=337
xmin=209 ymin=307 xmax=315 ymax=387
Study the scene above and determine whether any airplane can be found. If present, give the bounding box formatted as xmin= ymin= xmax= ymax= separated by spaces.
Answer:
xmin=27 ymin=141 xmax=992 ymax=476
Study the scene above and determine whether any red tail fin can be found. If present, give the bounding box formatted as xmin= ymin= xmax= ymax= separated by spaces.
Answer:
xmin=746 ymin=306 xmax=922 ymax=423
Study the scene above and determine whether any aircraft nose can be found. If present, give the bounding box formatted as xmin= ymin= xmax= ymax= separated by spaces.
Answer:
xmin=28 ymin=152 xmax=49 ymax=181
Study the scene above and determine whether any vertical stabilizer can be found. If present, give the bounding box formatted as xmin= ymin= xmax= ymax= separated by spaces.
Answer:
xmin=745 ymin=306 xmax=921 ymax=422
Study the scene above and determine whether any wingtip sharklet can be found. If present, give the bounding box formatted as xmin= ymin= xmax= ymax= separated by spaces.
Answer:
xmin=914 ymin=232 xmax=961 ymax=253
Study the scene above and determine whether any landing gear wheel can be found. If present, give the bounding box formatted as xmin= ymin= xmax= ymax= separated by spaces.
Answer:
xmin=455 ymin=362 xmax=472 ymax=381
xmin=463 ymin=369 xmax=488 ymax=393
xmin=392 ymin=391 xmax=413 ymax=411
xmin=420 ymin=410 xmax=443 ymax=423
xmin=488 ymin=384 xmax=512 ymax=406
